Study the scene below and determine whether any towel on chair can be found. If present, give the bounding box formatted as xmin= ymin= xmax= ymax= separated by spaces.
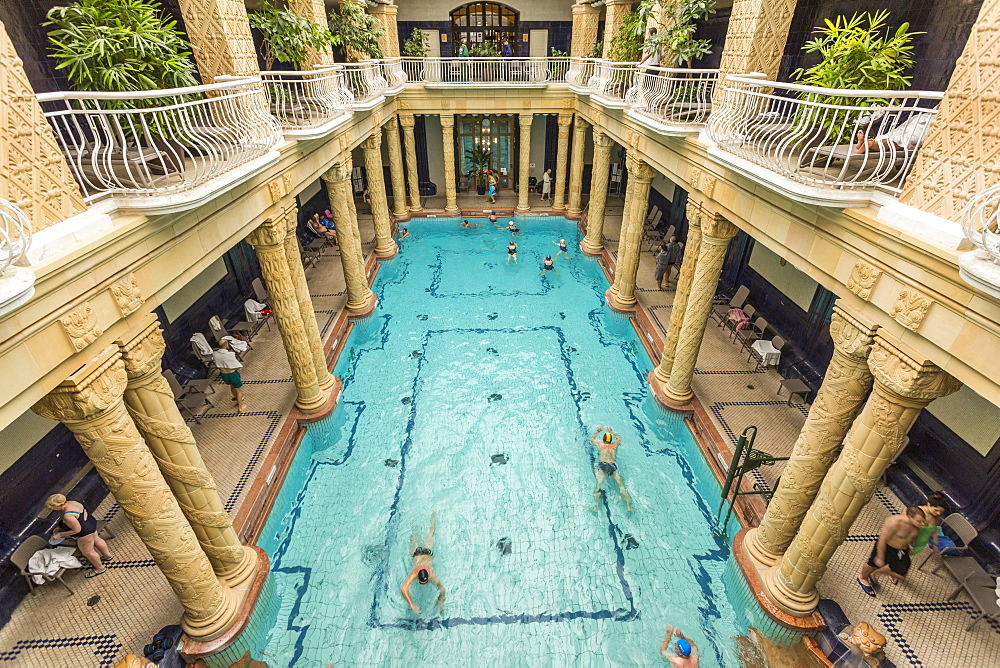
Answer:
xmin=221 ymin=336 xmax=249 ymax=354
xmin=244 ymin=299 xmax=268 ymax=323
xmin=190 ymin=332 xmax=213 ymax=356
xmin=27 ymin=546 xmax=82 ymax=584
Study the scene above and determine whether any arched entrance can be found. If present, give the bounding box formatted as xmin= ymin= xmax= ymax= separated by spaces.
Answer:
xmin=451 ymin=2 xmax=520 ymax=56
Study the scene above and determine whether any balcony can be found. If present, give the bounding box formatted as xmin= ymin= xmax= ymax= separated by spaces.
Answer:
xmin=960 ymin=184 xmax=1000 ymax=300
xmin=583 ymin=59 xmax=637 ymax=108
xmin=706 ymin=75 xmax=943 ymax=207
xmin=399 ymin=57 xmax=569 ymax=88
xmin=261 ymin=67 xmax=353 ymax=139
xmin=625 ymin=66 xmax=718 ymax=135
xmin=381 ymin=57 xmax=407 ymax=94
xmin=340 ymin=61 xmax=390 ymax=109
xmin=38 ymin=77 xmax=282 ymax=213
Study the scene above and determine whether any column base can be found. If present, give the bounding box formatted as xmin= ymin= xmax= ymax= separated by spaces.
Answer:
xmin=295 ymin=376 xmax=343 ymax=423
xmin=181 ymin=581 xmax=241 ymax=643
xmin=743 ymin=527 xmax=783 ymax=568
xmin=647 ymin=369 xmax=696 ymax=414
xmin=605 ymin=287 xmax=637 ymax=314
xmin=293 ymin=388 xmax=328 ymax=415
xmin=346 ymin=292 xmax=378 ymax=318
xmin=216 ymin=545 xmax=260 ymax=589
xmin=409 ymin=205 xmax=423 ymax=213
xmin=317 ymin=371 xmax=337 ymax=395
xmin=553 ymin=203 xmax=567 ymax=212
xmin=444 ymin=204 xmax=460 ymax=214
xmin=580 ymin=238 xmax=603 ymax=256
xmin=732 ymin=530 xmax=825 ymax=632
xmin=182 ymin=547 xmax=270 ymax=659
xmin=392 ymin=211 xmax=411 ymax=223
xmin=566 ymin=207 xmax=583 ymax=220
xmin=515 ymin=204 xmax=531 ymax=213
xmin=762 ymin=563 xmax=821 ymax=618
xmin=374 ymin=242 xmax=398 ymax=259
xmin=660 ymin=380 xmax=694 ymax=407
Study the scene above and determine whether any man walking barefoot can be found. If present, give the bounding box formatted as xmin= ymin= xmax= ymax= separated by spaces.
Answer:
xmin=857 ymin=505 xmax=925 ymax=596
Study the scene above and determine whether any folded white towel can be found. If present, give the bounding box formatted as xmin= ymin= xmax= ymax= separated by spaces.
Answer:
xmin=221 ymin=336 xmax=249 ymax=354
xmin=27 ymin=547 xmax=82 ymax=584
xmin=244 ymin=298 xmax=268 ymax=323
xmin=190 ymin=332 xmax=213 ymax=356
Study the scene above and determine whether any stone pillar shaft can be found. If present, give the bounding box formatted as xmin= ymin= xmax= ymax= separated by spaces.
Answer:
xmin=663 ymin=214 xmax=739 ymax=404
xmin=175 ymin=0 xmax=258 ymax=81
xmin=441 ymin=114 xmax=459 ymax=213
xmin=31 ymin=348 xmax=239 ymax=641
xmin=247 ymin=221 xmax=325 ymax=412
xmin=652 ymin=201 xmax=703 ymax=383
xmin=370 ymin=2 xmax=400 ymax=59
xmin=899 ymin=0 xmax=1000 ymax=220
xmin=324 ymin=158 xmax=377 ymax=314
xmin=764 ymin=337 xmax=960 ymax=616
xmin=1 ymin=19 xmax=87 ymax=231
xmin=582 ymin=128 xmax=615 ymax=255
xmin=567 ymin=117 xmax=590 ymax=218
xmin=608 ymin=155 xmax=656 ymax=309
xmin=282 ymin=207 xmax=336 ymax=395
xmin=553 ymin=114 xmax=573 ymax=211
xmin=399 ymin=114 xmax=422 ymax=212
xmin=602 ymin=0 xmax=634 ymax=59
xmin=288 ymin=0 xmax=336 ymax=68
xmin=571 ymin=3 xmax=600 ymax=58
xmin=362 ymin=132 xmax=398 ymax=257
xmin=744 ymin=308 xmax=877 ymax=566
xmin=384 ymin=117 xmax=409 ymax=219
xmin=116 ymin=317 xmax=258 ymax=586
xmin=516 ymin=114 xmax=533 ymax=212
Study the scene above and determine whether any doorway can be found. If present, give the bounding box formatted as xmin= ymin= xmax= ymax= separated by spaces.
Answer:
xmin=457 ymin=114 xmax=514 ymax=190
xmin=451 ymin=2 xmax=520 ymax=56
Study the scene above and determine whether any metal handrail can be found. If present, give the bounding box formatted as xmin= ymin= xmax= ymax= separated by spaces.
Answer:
xmin=625 ymin=66 xmax=719 ymax=129
xmin=260 ymin=67 xmax=353 ymax=131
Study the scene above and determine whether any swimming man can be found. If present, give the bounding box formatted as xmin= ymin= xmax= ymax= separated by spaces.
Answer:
xmin=397 ymin=227 xmax=410 ymax=240
xmin=590 ymin=426 xmax=634 ymax=511
xmin=460 ymin=219 xmax=479 ymax=228
xmin=661 ymin=626 xmax=699 ymax=667
xmin=401 ymin=511 xmax=446 ymax=615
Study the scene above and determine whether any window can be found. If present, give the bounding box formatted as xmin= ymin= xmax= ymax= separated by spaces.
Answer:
xmin=451 ymin=2 xmax=519 ymax=55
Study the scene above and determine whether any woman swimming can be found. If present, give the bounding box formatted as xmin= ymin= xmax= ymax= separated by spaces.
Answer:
xmin=506 ymin=241 xmax=518 ymax=264
xmin=460 ymin=219 xmax=479 ymax=228
xmin=488 ymin=211 xmax=498 ymax=225
xmin=540 ymin=255 xmax=556 ymax=275
xmin=552 ymin=238 xmax=569 ymax=258
xmin=506 ymin=221 xmax=520 ymax=233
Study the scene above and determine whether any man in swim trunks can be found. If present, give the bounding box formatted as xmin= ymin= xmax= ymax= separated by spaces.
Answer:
xmin=460 ymin=219 xmax=479 ymax=228
xmin=661 ymin=626 xmax=699 ymax=666
xmin=401 ymin=511 xmax=446 ymax=615
xmin=590 ymin=426 xmax=635 ymax=511
xmin=858 ymin=505 xmax=925 ymax=596
xmin=396 ymin=227 xmax=410 ymax=240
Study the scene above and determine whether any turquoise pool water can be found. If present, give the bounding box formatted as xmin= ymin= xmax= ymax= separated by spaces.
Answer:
xmin=256 ymin=216 xmax=747 ymax=666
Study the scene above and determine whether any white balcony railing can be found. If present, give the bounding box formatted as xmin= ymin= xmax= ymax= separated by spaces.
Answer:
xmin=625 ymin=66 xmax=718 ymax=130
xmin=566 ymin=57 xmax=597 ymax=90
xmin=382 ymin=57 xmax=407 ymax=92
xmin=261 ymin=67 xmax=352 ymax=134
xmin=586 ymin=60 xmax=637 ymax=106
xmin=399 ymin=57 xmax=565 ymax=86
xmin=341 ymin=61 xmax=389 ymax=106
xmin=707 ymin=75 xmax=943 ymax=194
xmin=38 ymin=78 xmax=282 ymax=202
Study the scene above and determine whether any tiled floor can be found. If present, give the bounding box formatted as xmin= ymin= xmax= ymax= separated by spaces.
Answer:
xmin=2 ymin=199 xmax=997 ymax=667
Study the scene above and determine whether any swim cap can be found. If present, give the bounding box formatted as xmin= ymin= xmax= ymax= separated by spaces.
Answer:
xmin=418 ymin=569 xmax=429 ymax=584
xmin=676 ymin=639 xmax=692 ymax=657
xmin=546 ymin=255 xmax=552 ymax=260
xmin=603 ymin=432 xmax=613 ymax=443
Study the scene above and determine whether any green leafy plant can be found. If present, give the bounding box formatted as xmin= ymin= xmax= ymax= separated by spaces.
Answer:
xmin=469 ymin=40 xmax=498 ymax=58
xmin=45 ymin=0 xmax=198 ymax=93
xmin=402 ymin=27 xmax=429 ymax=58
xmin=328 ymin=0 xmax=384 ymax=61
xmin=550 ymin=46 xmax=569 ymax=78
xmin=586 ymin=41 xmax=602 ymax=59
xmin=606 ymin=11 xmax=644 ymax=62
xmin=646 ymin=0 xmax=717 ymax=68
xmin=249 ymin=0 xmax=332 ymax=70
xmin=464 ymin=146 xmax=492 ymax=186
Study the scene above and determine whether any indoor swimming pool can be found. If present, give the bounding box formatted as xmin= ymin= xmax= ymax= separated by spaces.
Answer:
xmin=255 ymin=215 xmax=749 ymax=666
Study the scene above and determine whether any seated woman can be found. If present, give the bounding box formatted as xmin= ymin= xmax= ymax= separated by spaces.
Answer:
xmin=853 ymin=112 xmax=934 ymax=155
xmin=308 ymin=214 xmax=337 ymax=245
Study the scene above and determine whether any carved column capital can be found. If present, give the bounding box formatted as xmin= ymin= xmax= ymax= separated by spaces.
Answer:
xmin=625 ymin=154 xmax=656 ymax=183
xmin=685 ymin=200 xmax=703 ymax=227
xmin=573 ymin=117 xmax=590 ymax=133
xmin=593 ymin=128 xmax=615 ymax=149
xmin=245 ymin=218 xmax=287 ymax=249
xmin=361 ymin=132 xmax=382 ymax=151
xmin=322 ymin=160 xmax=352 ymax=185
xmin=32 ymin=347 xmax=126 ymax=422
xmin=520 ymin=114 xmax=534 ymax=135
xmin=700 ymin=213 xmax=739 ymax=243
xmin=440 ymin=113 xmax=455 ymax=129
xmin=868 ymin=335 xmax=961 ymax=403
xmin=115 ymin=314 xmax=167 ymax=382
xmin=558 ymin=113 xmax=574 ymax=129
xmin=829 ymin=307 xmax=878 ymax=362
xmin=398 ymin=113 xmax=416 ymax=128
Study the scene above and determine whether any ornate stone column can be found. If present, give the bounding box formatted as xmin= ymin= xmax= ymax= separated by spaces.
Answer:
xmin=606 ymin=154 xmax=656 ymax=312
xmin=384 ymin=117 xmax=409 ymax=220
xmin=602 ymin=0 xmax=634 ymax=59
xmin=743 ymin=308 xmax=878 ymax=567
xmin=567 ymin=117 xmax=590 ymax=219
xmin=175 ymin=0 xmax=258 ymax=81
xmin=361 ymin=132 xmax=398 ymax=258
xmin=370 ymin=1 xmax=400 ymax=59
xmin=282 ymin=207 xmax=337 ymax=395
xmin=399 ymin=113 xmax=422 ymax=212
xmin=900 ymin=0 xmax=1000 ymax=220
xmin=31 ymin=348 xmax=240 ymax=641
xmin=246 ymin=220 xmax=325 ymax=412
xmin=662 ymin=213 xmax=739 ymax=405
xmin=441 ymin=114 xmax=459 ymax=214
xmin=552 ymin=113 xmax=573 ymax=211
xmin=516 ymin=114 xmax=534 ymax=213
xmin=711 ymin=0 xmax=798 ymax=108
xmin=649 ymin=201 xmax=703 ymax=391
xmin=763 ymin=336 xmax=960 ymax=616
xmin=288 ymin=0 xmax=336 ymax=68
xmin=1 ymin=19 xmax=87 ymax=230
xmin=324 ymin=158 xmax=378 ymax=316
xmin=571 ymin=2 xmax=600 ymax=58
xmin=582 ymin=128 xmax=615 ymax=255
xmin=115 ymin=316 xmax=259 ymax=587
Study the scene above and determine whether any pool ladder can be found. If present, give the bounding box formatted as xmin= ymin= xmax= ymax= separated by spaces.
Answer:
xmin=716 ymin=426 xmax=789 ymax=532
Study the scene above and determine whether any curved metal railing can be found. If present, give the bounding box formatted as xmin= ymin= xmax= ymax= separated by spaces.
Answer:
xmin=963 ymin=184 xmax=1000 ymax=263
xmin=586 ymin=59 xmax=638 ymax=105
xmin=399 ymin=57 xmax=564 ymax=86
xmin=0 ymin=198 xmax=31 ymax=274
xmin=260 ymin=67 xmax=353 ymax=132
xmin=625 ymin=66 xmax=718 ymax=129
xmin=38 ymin=77 xmax=282 ymax=201
xmin=340 ymin=61 xmax=389 ymax=105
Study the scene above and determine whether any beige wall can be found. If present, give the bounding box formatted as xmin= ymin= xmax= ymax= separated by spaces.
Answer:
xmin=927 ymin=386 xmax=1000 ymax=457
xmin=396 ymin=0 xmax=574 ymax=22
xmin=748 ymin=234 xmax=820 ymax=312
xmin=0 ymin=410 xmax=56 ymax=474
xmin=161 ymin=257 xmax=229 ymax=323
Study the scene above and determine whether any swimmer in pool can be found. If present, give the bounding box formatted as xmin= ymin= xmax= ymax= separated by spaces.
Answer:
xmin=590 ymin=426 xmax=634 ymax=512
xmin=540 ymin=255 xmax=557 ymax=275
xmin=401 ymin=511 xmax=446 ymax=615
xmin=551 ymin=238 xmax=569 ymax=259
xmin=661 ymin=626 xmax=699 ymax=667
xmin=506 ymin=240 xmax=518 ymax=264
xmin=488 ymin=211 xmax=498 ymax=225
xmin=506 ymin=221 xmax=520 ymax=233
xmin=460 ymin=219 xmax=479 ymax=228
xmin=397 ymin=228 xmax=410 ymax=240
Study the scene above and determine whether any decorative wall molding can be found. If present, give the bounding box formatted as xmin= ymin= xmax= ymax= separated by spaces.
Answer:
xmin=59 ymin=302 xmax=103 ymax=352
xmin=110 ymin=274 xmax=144 ymax=317
xmin=890 ymin=287 xmax=932 ymax=332
xmin=847 ymin=260 xmax=882 ymax=301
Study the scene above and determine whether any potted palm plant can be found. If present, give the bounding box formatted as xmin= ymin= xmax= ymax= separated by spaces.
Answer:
xmin=249 ymin=0 xmax=333 ymax=70
xmin=465 ymin=146 xmax=492 ymax=195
